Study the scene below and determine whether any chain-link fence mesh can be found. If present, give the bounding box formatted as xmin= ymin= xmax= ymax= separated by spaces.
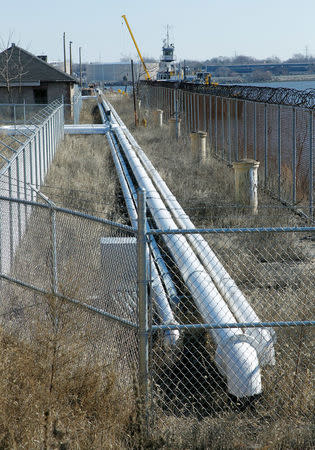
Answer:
xmin=0 ymin=101 xmax=64 ymax=277
xmin=140 ymin=84 xmax=314 ymax=220
xmin=1 ymin=195 xmax=313 ymax=447
xmin=0 ymin=91 xmax=82 ymax=127
xmin=0 ymin=197 xmax=139 ymax=391
xmin=147 ymin=227 xmax=314 ymax=446
xmin=0 ymin=88 xmax=313 ymax=446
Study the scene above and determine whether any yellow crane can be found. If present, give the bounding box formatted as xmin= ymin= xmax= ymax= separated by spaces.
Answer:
xmin=121 ymin=14 xmax=151 ymax=81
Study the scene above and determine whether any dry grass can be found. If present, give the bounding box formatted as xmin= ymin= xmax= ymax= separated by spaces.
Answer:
xmin=0 ymin=291 xmax=137 ymax=449
xmin=41 ymin=134 xmax=120 ymax=218
xmin=40 ymin=99 xmax=129 ymax=223
xmin=79 ymin=98 xmax=102 ymax=124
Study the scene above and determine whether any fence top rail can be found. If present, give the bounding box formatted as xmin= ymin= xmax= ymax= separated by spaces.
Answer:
xmin=152 ymin=320 xmax=315 ymax=331
xmin=0 ymin=100 xmax=63 ymax=175
xmin=148 ymin=226 xmax=315 ymax=235
xmin=0 ymin=195 xmax=137 ymax=234
xmin=144 ymin=80 xmax=315 ymax=109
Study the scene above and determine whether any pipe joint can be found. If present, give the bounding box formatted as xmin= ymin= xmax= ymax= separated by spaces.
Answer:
xmin=215 ymin=334 xmax=262 ymax=398
xmin=163 ymin=319 xmax=180 ymax=346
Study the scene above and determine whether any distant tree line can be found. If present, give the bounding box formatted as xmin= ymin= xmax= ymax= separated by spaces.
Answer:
xmin=180 ymin=53 xmax=315 ymax=81
xmin=187 ymin=53 xmax=315 ymax=67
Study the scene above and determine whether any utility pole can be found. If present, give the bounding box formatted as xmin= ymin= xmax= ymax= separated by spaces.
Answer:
xmin=131 ymin=59 xmax=138 ymax=126
xmin=69 ymin=41 xmax=73 ymax=76
xmin=79 ymin=47 xmax=82 ymax=87
xmin=63 ymin=32 xmax=66 ymax=72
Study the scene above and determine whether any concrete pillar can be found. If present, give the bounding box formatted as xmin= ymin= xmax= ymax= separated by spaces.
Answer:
xmin=232 ymin=159 xmax=260 ymax=215
xmin=153 ymin=109 xmax=163 ymax=127
xmin=190 ymin=131 xmax=199 ymax=152
xmin=168 ymin=117 xmax=181 ymax=138
xmin=198 ymin=131 xmax=207 ymax=161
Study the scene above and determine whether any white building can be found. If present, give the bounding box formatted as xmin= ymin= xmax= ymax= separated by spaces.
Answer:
xmin=86 ymin=62 xmax=159 ymax=83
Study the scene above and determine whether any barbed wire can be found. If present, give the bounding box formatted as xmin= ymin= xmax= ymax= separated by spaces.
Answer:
xmin=144 ymin=80 xmax=315 ymax=109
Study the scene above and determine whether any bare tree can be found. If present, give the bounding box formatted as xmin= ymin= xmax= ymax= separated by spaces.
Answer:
xmin=0 ymin=35 xmax=28 ymax=103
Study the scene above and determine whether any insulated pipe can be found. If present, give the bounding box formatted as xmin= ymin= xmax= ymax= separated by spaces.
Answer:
xmin=101 ymin=106 xmax=179 ymax=306
xmin=102 ymin=113 xmax=179 ymax=345
xmin=113 ymin=138 xmax=179 ymax=307
xmin=102 ymin=97 xmax=262 ymax=398
xmin=99 ymin=102 xmax=178 ymax=307
xmin=107 ymin=101 xmax=275 ymax=367
xmin=130 ymin=147 xmax=274 ymax=364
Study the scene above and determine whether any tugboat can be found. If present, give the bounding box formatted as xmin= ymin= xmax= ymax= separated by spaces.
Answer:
xmin=156 ymin=27 xmax=180 ymax=81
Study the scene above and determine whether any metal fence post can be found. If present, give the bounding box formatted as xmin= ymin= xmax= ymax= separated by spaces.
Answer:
xmin=137 ymin=188 xmax=149 ymax=433
xmin=196 ymin=94 xmax=199 ymax=130
xmin=189 ymin=93 xmax=192 ymax=132
xmin=175 ymin=89 xmax=178 ymax=141
xmin=23 ymin=147 xmax=27 ymax=216
xmin=51 ymin=204 xmax=58 ymax=295
xmin=16 ymin=157 xmax=21 ymax=241
xmin=192 ymin=93 xmax=195 ymax=131
xmin=254 ymin=102 xmax=257 ymax=160
xmin=221 ymin=97 xmax=225 ymax=160
xmin=244 ymin=100 xmax=247 ymax=158
xmin=215 ymin=96 xmax=218 ymax=155
xmin=264 ymin=103 xmax=268 ymax=187
xmin=29 ymin=141 xmax=34 ymax=202
xmin=184 ymin=91 xmax=188 ymax=133
xmin=278 ymin=105 xmax=282 ymax=200
xmin=203 ymin=94 xmax=206 ymax=131
xmin=235 ymin=100 xmax=239 ymax=161
xmin=35 ymin=132 xmax=40 ymax=189
xmin=8 ymin=166 xmax=13 ymax=269
xmin=209 ymin=95 xmax=212 ymax=152
xmin=292 ymin=108 xmax=296 ymax=205
xmin=309 ymin=110 xmax=313 ymax=219
xmin=228 ymin=99 xmax=231 ymax=164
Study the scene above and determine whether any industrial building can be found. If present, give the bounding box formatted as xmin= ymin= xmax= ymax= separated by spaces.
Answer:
xmin=0 ymin=44 xmax=77 ymax=104
xmin=86 ymin=62 xmax=158 ymax=83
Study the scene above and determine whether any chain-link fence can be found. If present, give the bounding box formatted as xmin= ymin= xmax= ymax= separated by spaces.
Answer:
xmin=0 ymin=197 xmax=313 ymax=447
xmin=0 ymin=100 xmax=64 ymax=274
xmin=139 ymin=84 xmax=314 ymax=221
xmin=0 ymin=90 xmax=82 ymax=127
xmin=0 ymin=196 xmax=139 ymax=383
xmin=0 ymin=88 xmax=314 ymax=446
xmin=147 ymin=226 xmax=314 ymax=447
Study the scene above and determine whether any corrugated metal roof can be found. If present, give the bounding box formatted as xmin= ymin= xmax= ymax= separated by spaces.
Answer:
xmin=0 ymin=44 xmax=77 ymax=84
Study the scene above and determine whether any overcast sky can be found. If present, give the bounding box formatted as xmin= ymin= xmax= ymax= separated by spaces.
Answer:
xmin=1 ymin=0 xmax=314 ymax=63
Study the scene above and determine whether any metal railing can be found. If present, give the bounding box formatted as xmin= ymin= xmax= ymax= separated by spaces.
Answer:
xmin=139 ymin=83 xmax=314 ymax=220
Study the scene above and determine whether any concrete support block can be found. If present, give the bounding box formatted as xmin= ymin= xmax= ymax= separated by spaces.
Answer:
xmin=198 ymin=131 xmax=207 ymax=161
xmin=168 ymin=117 xmax=181 ymax=138
xmin=153 ymin=109 xmax=163 ymax=127
xmin=232 ymin=159 xmax=260 ymax=215
xmin=191 ymin=131 xmax=207 ymax=162
xmin=190 ymin=131 xmax=199 ymax=152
